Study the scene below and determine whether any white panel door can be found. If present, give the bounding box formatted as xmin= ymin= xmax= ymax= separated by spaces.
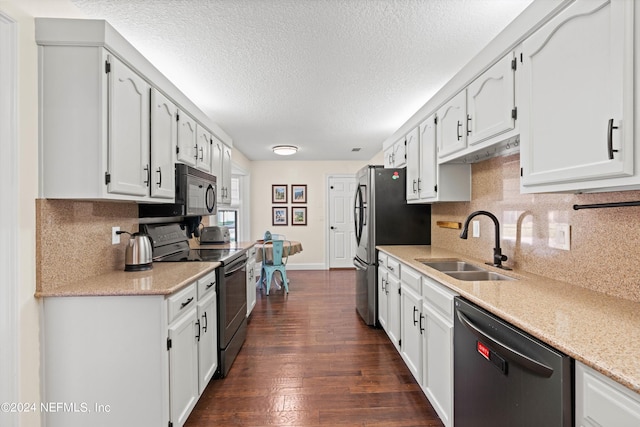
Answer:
xmin=150 ymin=88 xmax=177 ymax=199
xmin=177 ymin=110 xmax=197 ymax=167
xmin=419 ymin=115 xmax=438 ymax=200
xmin=437 ymin=90 xmax=467 ymax=158
xmin=328 ymin=175 xmax=357 ymax=268
xmin=196 ymin=124 xmax=212 ymax=173
xmin=467 ymin=52 xmax=515 ymax=146
xmin=168 ymin=308 xmax=199 ymax=427
xmin=107 ymin=54 xmax=149 ymax=197
xmin=405 ymin=127 xmax=420 ymax=201
xmin=520 ymin=0 xmax=633 ymax=188
xmin=197 ymin=291 xmax=217 ymax=395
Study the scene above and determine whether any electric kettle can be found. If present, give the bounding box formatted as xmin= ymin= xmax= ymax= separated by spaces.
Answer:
xmin=120 ymin=231 xmax=153 ymax=271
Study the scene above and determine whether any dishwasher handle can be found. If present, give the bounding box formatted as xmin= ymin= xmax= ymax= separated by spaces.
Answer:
xmin=456 ymin=310 xmax=554 ymax=378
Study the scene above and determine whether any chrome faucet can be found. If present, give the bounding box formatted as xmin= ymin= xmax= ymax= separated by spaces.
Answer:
xmin=460 ymin=210 xmax=511 ymax=270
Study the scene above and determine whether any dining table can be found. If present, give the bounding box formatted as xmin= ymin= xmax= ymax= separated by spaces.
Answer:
xmin=254 ymin=240 xmax=303 ymax=263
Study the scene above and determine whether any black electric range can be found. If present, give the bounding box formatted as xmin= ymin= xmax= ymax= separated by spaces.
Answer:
xmin=142 ymin=223 xmax=244 ymax=265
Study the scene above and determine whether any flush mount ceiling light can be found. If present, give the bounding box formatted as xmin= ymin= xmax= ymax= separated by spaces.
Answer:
xmin=272 ymin=145 xmax=298 ymax=156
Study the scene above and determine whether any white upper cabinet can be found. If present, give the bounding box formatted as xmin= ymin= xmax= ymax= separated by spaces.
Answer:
xmin=177 ymin=111 xmax=198 ymax=167
xmin=418 ymin=118 xmax=438 ymax=201
xmin=107 ymin=54 xmax=151 ymax=197
xmin=212 ymin=136 xmax=232 ymax=204
xmin=405 ymin=127 xmax=421 ymax=201
xmin=221 ymin=144 xmax=232 ymax=204
xmin=404 ymin=115 xmax=470 ymax=204
xmin=196 ymin=124 xmax=212 ymax=173
xmin=37 ymin=18 xmax=232 ymax=202
xmin=467 ymin=52 xmax=516 ymax=147
xmin=384 ymin=137 xmax=407 ymax=168
xmin=150 ymin=88 xmax=177 ymax=199
xmin=520 ymin=0 xmax=635 ymax=192
xmin=437 ymin=91 xmax=467 ymax=158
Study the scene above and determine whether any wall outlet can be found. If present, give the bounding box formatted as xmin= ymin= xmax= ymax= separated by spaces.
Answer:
xmin=112 ymin=226 xmax=121 ymax=245
xmin=549 ymin=223 xmax=570 ymax=250
xmin=472 ymin=220 xmax=480 ymax=238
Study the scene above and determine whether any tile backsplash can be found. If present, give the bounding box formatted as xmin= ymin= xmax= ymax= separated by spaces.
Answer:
xmin=36 ymin=199 xmax=214 ymax=294
xmin=431 ymin=154 xmax=640 ymax=303
xmin=36 ymin=199 xmax=139 ymax=293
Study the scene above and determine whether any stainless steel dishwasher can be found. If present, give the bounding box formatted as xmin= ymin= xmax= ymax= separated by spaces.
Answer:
xmin=453 ymin=297 xmax=573 ymax=426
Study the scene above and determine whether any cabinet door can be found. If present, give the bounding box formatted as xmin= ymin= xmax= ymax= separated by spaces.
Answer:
xmin=177 ymin=111 xmax=197 ymax=167
xmin=393 ymin=138 xmax=407 ymax=168
xmin=387 ymin=274 xmax=401 ymax=351
xmin=422 ymin=301 xmax=453 ymax=427
xmin=405 ymin=127 xmax=420 ymax=201
xmin=377 ymin=267 xmax=389 ymax=331
xmin=419 ymin=115 xmax=438 ymax=200
xmin=246 ymin=259 xmax=257 ymax=316
xmin=168 ymin=308 xmax=199 ymax=426
xmin=196 ymin=125 xmax=212 ymax=173
xmin=150 ymin=89 xmax=177 ymax=199
xmin=197 ymin=291 xmax=217 ymax=395
xmin=383 ymin=145 xmax=395 ymax=168
xmin=467 ymin=52 xmax=515 ymax=146
xmin=576 ymin=362 xmax=640 ymax=427
xmin=400 ymin=284 xmax=422 ymax=383
xmin=437 ymin=90 xmax=467 ymax=158
xmin=107 ymin=54 xmax=150 ymax=197
xmin=221 ymin=144 xmax=232 ymax=203
xmin=520 ymin=0 xmax=633 ymax=189
xmin=211 ymin=136 xmax=224 ymax=202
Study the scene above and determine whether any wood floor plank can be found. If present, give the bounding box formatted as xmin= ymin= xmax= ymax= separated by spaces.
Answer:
xmin=185 ymin=270 xmax=444 ymax=427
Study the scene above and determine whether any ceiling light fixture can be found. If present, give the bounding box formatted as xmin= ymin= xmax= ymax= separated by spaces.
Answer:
xmin=272 ymin=145 xmax=298 ymax=156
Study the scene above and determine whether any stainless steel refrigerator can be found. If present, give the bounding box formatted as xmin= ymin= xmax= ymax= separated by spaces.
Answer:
xmin=353 ymin=165 xmax=431 ymax=326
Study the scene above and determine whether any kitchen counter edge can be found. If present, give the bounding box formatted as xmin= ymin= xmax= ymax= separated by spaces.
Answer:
xmin=35 ymin=261 xmax=221 ymax=297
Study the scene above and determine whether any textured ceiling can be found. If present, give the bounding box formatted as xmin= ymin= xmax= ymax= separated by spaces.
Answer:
xmin=70 ymin=0 xmax=533 ymax=161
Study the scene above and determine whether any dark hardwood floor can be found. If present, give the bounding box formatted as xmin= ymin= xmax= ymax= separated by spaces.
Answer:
xmin=185 ymin=269 xmax=444 ymax=426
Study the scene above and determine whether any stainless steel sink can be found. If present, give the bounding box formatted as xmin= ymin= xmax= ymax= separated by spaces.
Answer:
xmin=420 ymin=259 xmax=516 ymax=281
xmin=421 ymin=260 xmax=483 ymax=272
xmin=445 ymin=270 xmax=515 ymax=281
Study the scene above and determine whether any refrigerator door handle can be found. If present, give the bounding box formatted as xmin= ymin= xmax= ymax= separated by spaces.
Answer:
xmin=456 ymin=310 xmax=554 ymax=378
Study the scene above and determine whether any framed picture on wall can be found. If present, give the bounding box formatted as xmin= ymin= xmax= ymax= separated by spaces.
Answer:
xmin=292 ymin=207 xmax=307 ymax=226
xmin=291 ymin=184 xmax=307 ymax=203
xmin=272 ymin=207 xmax=288 ymax=226
xmin=272 ymin=185 xmax=287 ymax=203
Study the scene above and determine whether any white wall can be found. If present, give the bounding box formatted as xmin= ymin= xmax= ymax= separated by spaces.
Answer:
xmin=0 ymin=1 xmax=86 ymax=425
xmin=250 ymin=156 xmax=382 ymax=269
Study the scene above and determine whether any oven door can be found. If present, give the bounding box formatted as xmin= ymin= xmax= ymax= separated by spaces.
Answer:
xmin=218 ymin=253 xmax=248 ymax=348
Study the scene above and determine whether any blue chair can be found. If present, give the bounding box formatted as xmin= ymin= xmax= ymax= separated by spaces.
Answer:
xmin=260 ymin=239 xmax=291 ymax=296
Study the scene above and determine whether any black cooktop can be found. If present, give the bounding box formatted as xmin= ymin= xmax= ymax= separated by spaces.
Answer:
xmin=154 ymin=248 xmax=242 ymax=263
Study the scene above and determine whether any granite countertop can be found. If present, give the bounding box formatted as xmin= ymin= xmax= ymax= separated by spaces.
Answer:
xmin=377 ymin=245 xmax=640 ymax=394
xmin=35 ymin=262 xmax=220 ymax=297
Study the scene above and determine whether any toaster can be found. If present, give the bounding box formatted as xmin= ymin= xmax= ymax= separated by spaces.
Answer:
xmin=200 ymin=226 xmax=230 ymax=243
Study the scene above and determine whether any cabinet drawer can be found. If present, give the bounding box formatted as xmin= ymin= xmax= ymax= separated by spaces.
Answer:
xmin=377 ymin=252 xmax=388 ymax=269
xmin=421 ymin=276 xmax=457 ymax=320
xmin=167 ymin=283 xmax=197 ymax=324
xmin=401 ymin=265 xmax=421 ymax=293
xmin=386 ymin=257 xmax=400 ymax=278
xmin=197 ymin=270 xmax=217 ymax=299
xmin=576 ymin=362 xmax=640 ymax=426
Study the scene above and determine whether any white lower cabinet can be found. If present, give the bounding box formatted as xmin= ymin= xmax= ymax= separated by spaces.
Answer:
xmin=42 ymin=270 xmax=218 ymax=427
xmin=386 ymin=260 xmax=401 ymax=351
xmin=168 ymin=298 xmax=199 ymax=426
xmin=400 ymin=283 xmax=422 ymax=382
xmin=246 ymin=245 xmax=257 ymax=316
xmin=420 ymin=276 xmax=456 ymax=427
xmin=576 ymin=361 xmax=640 ymax=427
xmin=383 ymin=256 xmax=456 ymax=427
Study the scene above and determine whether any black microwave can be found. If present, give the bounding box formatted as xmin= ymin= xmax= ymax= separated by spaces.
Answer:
xmin=139 ymin=164 xmax=217 ymax=218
